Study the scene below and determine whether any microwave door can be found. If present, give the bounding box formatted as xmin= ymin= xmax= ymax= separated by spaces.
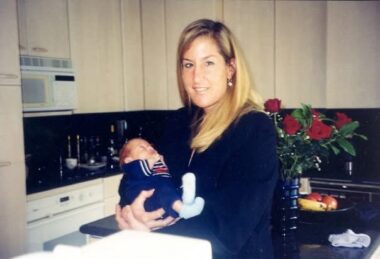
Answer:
xmin=21 ymin=76 xmax=51 ymax=111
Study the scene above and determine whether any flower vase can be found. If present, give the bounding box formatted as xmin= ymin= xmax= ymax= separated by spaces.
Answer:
xmin=272 ymin=176 xmax=300 ymax=238
xmin=272 ymin=176 xmax=300 ymax=257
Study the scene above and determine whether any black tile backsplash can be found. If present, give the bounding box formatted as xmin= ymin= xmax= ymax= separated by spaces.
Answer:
xmin=23 ymin=110 xmax=175 ymax=193
xmin=23 ymin=108 xmax=380 ymax=193
xmin=304 ymin=108 xmax=380 ymax=184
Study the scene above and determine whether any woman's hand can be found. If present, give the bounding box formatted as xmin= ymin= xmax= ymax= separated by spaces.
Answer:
xmin=115 ymin=189 xmax=178 ymax=231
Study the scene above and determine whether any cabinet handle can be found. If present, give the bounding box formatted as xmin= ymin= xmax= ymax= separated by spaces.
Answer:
xmin=0 ymin=161 xmax=12 ymax=167
xmin=0 ymin=73 xmax=18 ymax=79
xmin=32 ymin=47 xmax=48 ymax=53
xmin=19 ymin=44 xmax=26 ymax=50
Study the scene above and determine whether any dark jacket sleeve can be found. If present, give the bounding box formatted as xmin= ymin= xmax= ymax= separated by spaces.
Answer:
xmin=159 ymin=112 xmax=279 ymax=259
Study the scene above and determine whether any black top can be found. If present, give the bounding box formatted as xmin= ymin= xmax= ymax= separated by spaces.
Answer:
xmin=156 ymin=107 xmax=279 ymax=259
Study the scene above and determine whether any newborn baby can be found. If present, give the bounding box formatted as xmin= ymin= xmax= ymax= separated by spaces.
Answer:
xmin=118 ymin=138 xmax=204 ymax=219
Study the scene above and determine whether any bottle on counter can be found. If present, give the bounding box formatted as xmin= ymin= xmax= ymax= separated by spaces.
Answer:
xmin=76 ymin=135 xmax=81 ymax=165
xmin=107 ymin=124 xmax=118 ymax=169
xmin=67 ymin=135 xmax=72 ymax=158
xmin=80 ymin=136 xmax=89 ymax=164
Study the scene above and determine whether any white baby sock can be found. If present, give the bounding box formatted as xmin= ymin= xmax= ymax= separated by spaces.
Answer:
xmin=328 ymin=229 xmax=371 ymax=248
xmin=182 ymin=172 xmax=196 ymax=204
xmin=179 ymin=197 xmax=205 ymax=219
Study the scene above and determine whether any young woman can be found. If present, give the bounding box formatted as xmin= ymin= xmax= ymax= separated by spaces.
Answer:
xmin=116 ymin=19 xmax=278 ymax=259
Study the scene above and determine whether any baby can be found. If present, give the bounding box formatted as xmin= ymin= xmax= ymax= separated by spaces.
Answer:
xmin=118 ymin=138 xmax=204 ymax=219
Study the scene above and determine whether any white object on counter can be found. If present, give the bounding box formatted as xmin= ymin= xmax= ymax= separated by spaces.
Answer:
xmin=12 ymin=230 xmax=212 ymax=259
xmin=328 ymin=229 xmax=371 ymax=248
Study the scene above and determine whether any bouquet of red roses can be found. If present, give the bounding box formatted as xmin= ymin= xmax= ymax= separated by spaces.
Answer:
xmin=264 ymin=98 xmax=367 ymax=179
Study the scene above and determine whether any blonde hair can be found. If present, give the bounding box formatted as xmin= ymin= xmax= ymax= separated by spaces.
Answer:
xmin=176 ymin=19 xmax=263 ymax=153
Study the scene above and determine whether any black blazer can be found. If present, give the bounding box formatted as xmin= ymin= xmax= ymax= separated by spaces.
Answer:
xmin=157 ymin=107 xmax=279 ymax=259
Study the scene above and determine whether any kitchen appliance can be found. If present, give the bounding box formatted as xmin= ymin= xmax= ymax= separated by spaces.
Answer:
xmin=26 ymin=179 xmax=105 ymax=252
xmin=20 ymin=55 xmax=77 ymax=112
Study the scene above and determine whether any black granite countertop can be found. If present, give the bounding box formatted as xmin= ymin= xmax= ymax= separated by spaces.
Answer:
xmin=80 ymin=202 xmax=380 ymax=259
xmin=26 ymin=166 xmax=122 ymax=194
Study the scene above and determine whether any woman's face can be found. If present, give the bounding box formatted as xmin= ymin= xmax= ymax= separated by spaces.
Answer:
xmin=181 ymin=37 xmax=235 ymax=113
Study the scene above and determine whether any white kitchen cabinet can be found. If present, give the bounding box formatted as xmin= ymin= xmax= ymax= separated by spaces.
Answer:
xmin=0 ymin=87 xmax=27 ymax=257
xmin=17 ymin=0 xmax=70 ymax=59
xmin=223 ymin=0 xmax=275 ymax=101
xmin=0 ymin=0 xmax=21 ymax=86
xmin=326 ymin=1 xmax=380 ymax=108
xmin=275 ymin=1 xmax=327 ymax=108
xmin=68 ymin=0 xmax=124 ymax=113
xmin=121 ymin=0 xmax=144 ymax=111
xmin=103 ymin=174 xmax=123 ymax=217
xmin=0 ymin=0 xmax=27 ymax=258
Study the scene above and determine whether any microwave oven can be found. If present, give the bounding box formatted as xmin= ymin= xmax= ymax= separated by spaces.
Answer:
xmin=20 ymin=56 xmax=77 ymax=112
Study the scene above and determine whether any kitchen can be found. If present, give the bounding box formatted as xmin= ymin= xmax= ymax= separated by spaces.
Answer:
xmin=1 ymin=0 xmax=380 ymax=258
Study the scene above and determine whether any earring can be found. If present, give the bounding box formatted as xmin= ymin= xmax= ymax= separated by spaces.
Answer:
xmin=227 ymin=78 xmax=233 ymax=88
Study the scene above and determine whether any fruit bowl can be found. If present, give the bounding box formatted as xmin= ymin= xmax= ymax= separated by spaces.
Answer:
xmin=299 ymin=198 xmax=356 ymax=224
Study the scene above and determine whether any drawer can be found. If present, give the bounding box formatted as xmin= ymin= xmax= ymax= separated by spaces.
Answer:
xmin=103 ymin=174 xmax=123 ymax=199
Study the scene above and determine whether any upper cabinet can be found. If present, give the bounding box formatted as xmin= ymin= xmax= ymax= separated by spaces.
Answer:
xmin=326 ymin=1 xmax=380 ymax=108
xmin=14 ymin=0 xmax=380 ymax=112
xmin=223 ymin=0 xmax=275 ymax=101
xmin=275 ymin=1 xmax=327 ymax=108
xmin=0 ymin=0 xmax=21 ymax=86
xmin=121 ymin=0 xmax=144 ymax=111
xmin=17 ymin=0 xmax=70 ymax=59
xmin=68 ymin=0 xmax=124 ymax=113
xmin=224 ymin=1 xmax=327 ymax=108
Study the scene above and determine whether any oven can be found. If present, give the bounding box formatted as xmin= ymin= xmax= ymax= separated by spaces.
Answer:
xmin=26 ymin=179 xmax=105 ymax=252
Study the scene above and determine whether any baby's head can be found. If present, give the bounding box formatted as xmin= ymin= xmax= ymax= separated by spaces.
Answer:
xmin=119 ymin=138 xmax=159 ymax=165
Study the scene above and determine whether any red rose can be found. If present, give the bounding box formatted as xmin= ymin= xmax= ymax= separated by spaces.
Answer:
xmin=311 ymin=109 xmax=320 ymax=118
xmin=335 ymin=112 xmax=352 ymax=129
xmin=283 ymin=115 xmax=301 ymax=135
xmin=264 ymin=98 xmax=281 ymax=113
xmin=307 ymin=119 xmax=332 ymax=140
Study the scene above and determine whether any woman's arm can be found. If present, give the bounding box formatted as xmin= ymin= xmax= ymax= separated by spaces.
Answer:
xmin=115 ymin=189 xmax=177 ymax=231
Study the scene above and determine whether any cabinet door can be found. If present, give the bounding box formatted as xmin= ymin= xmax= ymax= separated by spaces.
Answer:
xmin=121 ymin=0 xmax=144 ymax=111
xmin=0 ymin=86 xmax=26 ymax=258
xmin=223 ymin=0 xmax=275 ymax=101
xmin=0 ymin=0 xmax=20 ymax=86
xmin=141 ymin=0 xmax=222 ymax=110
xmin=17 ymin=0 xmax=70 ymax=59
xmin=326 ymin=1 xmax=380 ymax=108
xmin=275 ymin=1 xmax=327 ymax=108
xmin=69 ymin=0 xmax=124 ymax=113
xmin=103 ymin=174 xmax=123 ymax=217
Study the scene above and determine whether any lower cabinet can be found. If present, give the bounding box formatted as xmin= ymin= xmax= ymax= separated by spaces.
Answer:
xmin=103 ymin=173 xmax=123 ymax=217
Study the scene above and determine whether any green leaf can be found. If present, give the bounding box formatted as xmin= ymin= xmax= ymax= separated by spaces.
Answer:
xmin=329 ymin=144 xmax=341 ymax=155
xmin=336 ymin=137 xmax=356 ymax=156
xmin=338 ymin=121 xmax=359 ymax=136
xmin=355 ymin=134 xmax=368 ymax=140
xmin=291 ymin=104 xmax=313 ymax=127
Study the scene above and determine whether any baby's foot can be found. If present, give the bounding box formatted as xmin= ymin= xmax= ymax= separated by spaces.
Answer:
xmin=179 ymin=197 xmax=205 ymax=219
xmin=182 ymin=172 xmax=196 ymax=204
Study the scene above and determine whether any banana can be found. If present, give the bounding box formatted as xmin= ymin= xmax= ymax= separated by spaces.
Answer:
xmin=298 ymin=198 xmax=327 ymax=212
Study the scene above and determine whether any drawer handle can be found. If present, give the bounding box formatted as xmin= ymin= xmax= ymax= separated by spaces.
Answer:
xmin=32 ymin=47 xmax=48 ymax=53
xmin=0 ymin=161 xmax=12 ymax=167
xmin=0 ymin=73 xmax=18 ymax=79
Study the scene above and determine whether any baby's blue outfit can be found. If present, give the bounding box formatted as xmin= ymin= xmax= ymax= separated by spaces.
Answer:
xmin=118 ymin=159 xmax=180 ymax=217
